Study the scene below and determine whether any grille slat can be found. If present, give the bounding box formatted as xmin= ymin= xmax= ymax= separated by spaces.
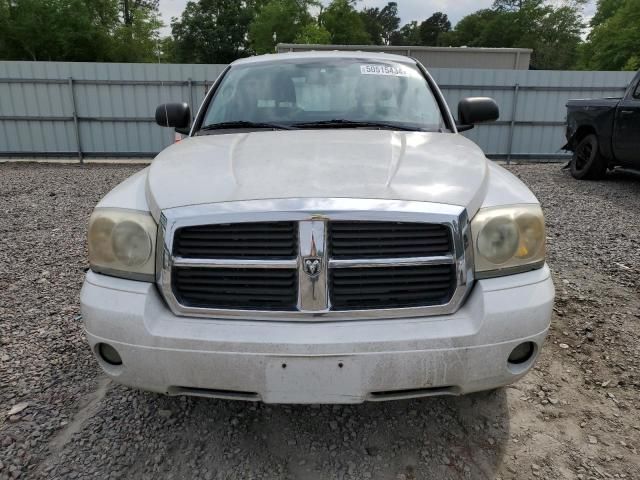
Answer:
xmin=332 ymin=239 xmax=450 ymax=247
xmin=332 ymin=275 xmax=453 ymax=286
xmin=330 ymin=223 xmax=446 ymax=231
xmin=174 ymin=222 xmax=297 ymax=259
xmin=175 ymin=249 xmax=295 ymax=257
xmin=173 ymin=267 xmax=297 ymax=310
xmin=330 ymin=246 xmax=450 ymax=256
xmin=329 ymin=231 xmax=448 ymax=239
xmin=329 ymin=221 xmax=452 ymax=259
xmin=173 ymin=277 xmax=295 ymax=286
xmin=331 ymin=285 xmax=453 ymax=295
xmin=331 ymin=266 xmax=453 ymax=277
xmin=176 ymin=285 xmax=295 ymax=295
xmin=330 ymin=265 xmax=456 ymax=310
xmin=177 ymin=241 xmax=296 ymax=248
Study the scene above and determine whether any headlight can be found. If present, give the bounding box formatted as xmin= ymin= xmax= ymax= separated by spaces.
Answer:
xmin=471 ymin=204 xmax=545 ymax=278
xmin=88 ymin=208 xmax=157 ymax=281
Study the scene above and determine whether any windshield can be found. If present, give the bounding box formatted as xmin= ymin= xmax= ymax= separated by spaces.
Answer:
xmin=199 ymin=58 xmax=446 ymax=132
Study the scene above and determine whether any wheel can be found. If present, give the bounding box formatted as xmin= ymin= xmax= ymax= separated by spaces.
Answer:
xmin=570 ymin=134 xmax=607 ymax=180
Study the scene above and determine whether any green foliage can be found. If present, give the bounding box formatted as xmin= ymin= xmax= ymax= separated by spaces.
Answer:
xmin=439 ymin=9 xmax=503 ymax=47
xmin=419 ymin=12 xmax=451 ymax=46
xmin=111 ymin=4 xmax=163 ymax=62
xmin=294 ymin=23 xmax=331 ymax=45
xmin=377 ymin=2 xmax=400 ymax=45
xmin=122 ymin=0 xmax=159 ymax=25
xmin=0 ymin=0 xmax=111 ymax=60
xmin=527 ymin=4 xmax=584 ymax=70
xmin=360 ymin=8 xmax=384 ymax=45
xmin=320 ymin=0 xmax=370 ymax=45
xmin=0 ymin=0 xmax=161 ymax=61
xmin=157 ymin=36 xmax=178 ymax=63
xmin=443 ymin=1 xmax=584 ymax=70
xmin=589 ymin=0 xmax=621 ymax=27
xmin=248 ymin=0 xmax=315 ymax=54
xmin=0 ymin=0 xmax=633 ymax=70
xmin=389 ymin=21 xmax=421 ymax=46
xmin=171 ymin=0 xmax=254 ymax=63
xmin=360 ymin=2 xmax=400 ymax=45
xmin=581 ymin=0 xmax=640 ymax=70
xmin=493 ymin=0 xmax=543 ymax=11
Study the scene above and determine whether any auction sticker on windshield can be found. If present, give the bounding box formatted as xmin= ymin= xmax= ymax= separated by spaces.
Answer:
xmin=360 ymin=64 xmax=409 ymax=76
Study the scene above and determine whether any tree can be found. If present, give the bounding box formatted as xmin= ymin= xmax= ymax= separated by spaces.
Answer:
xmin=121 ymin=0 xmax=159 ymax=25
xmin=525 ymin=3 xmax=584 ymax=70
xmin=377 ymin=2 xmax=400 ymax=45
xmin=294 ymin=23 xmax=331 ymax=44
xmin=0 ymin=0 xmax=120 ymax=61
xmin=0 ymin=0 xmax=163 ymax=62
xmin=389 ymin=21 xmax=420 ymax=46
xmin=359 ymin=2 xmax=400 ymax=45
xmin=111 ymin=0 xmax=162 ymax=62
xmin=157 ymin=36 xmax=178 ymax=62
xmin=360 ymin=8 xmax=384 ymax=45
xmin=492 ymin=0 xmax=543 ymax=11
xmin=589 ymin=0 xmax=622 ymax=27
xmin=0 ymin=1 xmax=9 ymax=58
xmin=443 ymin=1 xmax=584 ymax=69
xmin=581 ymin=0 xmax=640 ymax=70
xmin=320 ymin=0 xmax=370 ymax=45
xmin=439 ymin=9 xmax=502 ymax=47
xmin=248 ymin=0 xmax=315 ymax=54
xmin=171 ymin=0 xmax=254 ymax=63
xmin=111 ymin=3 xmax=163 ymax=62
xmin=419 ymin=12 xmax=450 ymax=46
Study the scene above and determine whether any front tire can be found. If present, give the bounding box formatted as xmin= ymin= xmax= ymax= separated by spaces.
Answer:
xmin=570 ymin=134 xmax=607 ymax=180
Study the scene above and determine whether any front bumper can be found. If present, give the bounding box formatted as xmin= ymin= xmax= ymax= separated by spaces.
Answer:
xmin=81 ymin=266 xmax=554 ymax=404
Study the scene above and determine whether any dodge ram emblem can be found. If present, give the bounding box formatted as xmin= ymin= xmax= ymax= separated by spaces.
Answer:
xmin=303 ymin=257 xmax=322 ymax=278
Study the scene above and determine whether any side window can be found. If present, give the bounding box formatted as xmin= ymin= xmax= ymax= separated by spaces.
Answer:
xmin=633 ymin=80 xmax=640 ymax=100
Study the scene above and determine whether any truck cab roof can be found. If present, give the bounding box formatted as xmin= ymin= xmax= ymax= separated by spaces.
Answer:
xmin=231 ymin=50 xmax=419 ymax=67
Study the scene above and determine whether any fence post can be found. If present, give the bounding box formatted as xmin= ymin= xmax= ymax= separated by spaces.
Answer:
xmin=506 ymin=83 xmax=520 ymax=165
xmin=67 ymin=77 xmax=83 ymax=163
xmin=188 ymin=77 xmax=194 ymax=120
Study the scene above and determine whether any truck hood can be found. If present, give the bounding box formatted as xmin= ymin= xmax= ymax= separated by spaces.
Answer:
xmin=146 ymin=130 xmax=489 ymax=217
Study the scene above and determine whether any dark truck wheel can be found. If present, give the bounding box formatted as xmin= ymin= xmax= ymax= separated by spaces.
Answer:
xmin=570 ymin=134 xmax=607 ymax=180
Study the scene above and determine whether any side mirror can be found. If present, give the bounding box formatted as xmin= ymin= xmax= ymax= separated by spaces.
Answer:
xmin=155 ymin=103 xmax=191 ymax=133
xmin=457 ymin=97 xmax=499 ymax=132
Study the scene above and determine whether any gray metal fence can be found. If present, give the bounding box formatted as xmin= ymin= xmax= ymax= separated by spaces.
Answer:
xmin=0 ymin=62 xmax=226 ymax=159
xmin=0 ymin=61 xmax=635 ymax=161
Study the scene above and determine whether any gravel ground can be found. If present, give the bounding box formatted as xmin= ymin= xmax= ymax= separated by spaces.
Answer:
xmin=1 ymin=162 xmax=639 ymax=480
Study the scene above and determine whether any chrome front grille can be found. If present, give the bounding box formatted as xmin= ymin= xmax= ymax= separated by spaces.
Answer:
xmin=157 ymin=198 xmax=473 ymax=321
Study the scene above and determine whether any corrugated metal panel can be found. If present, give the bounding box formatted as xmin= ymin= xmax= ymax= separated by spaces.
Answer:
xmin=429 ymin=68 xmax=634 ymax=158
xmin=0 ymin=61 xmax=226 ymax=156
xmin=0 ymin=61 xmax=635 ymax=160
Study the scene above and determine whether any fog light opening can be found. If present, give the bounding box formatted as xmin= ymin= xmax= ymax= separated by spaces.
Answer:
xmin=508 ymin=342 xmax=535 ymax=365
xmin=98 ymin=343 xmax=123 ymax=366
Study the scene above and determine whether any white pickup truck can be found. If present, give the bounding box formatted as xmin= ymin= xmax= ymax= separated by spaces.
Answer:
xmin=81 ymin=52 xmax=554 ymax=403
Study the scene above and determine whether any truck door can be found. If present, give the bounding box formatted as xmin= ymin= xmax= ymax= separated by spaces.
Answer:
xmin=613 ymin=72 xmax=640 ymax=167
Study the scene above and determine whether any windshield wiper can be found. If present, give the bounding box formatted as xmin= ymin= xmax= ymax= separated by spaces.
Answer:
xmin=291 ymin=119 xmax=420 ymax=131
xmin=199 ymin=121 xmax=297 ymax=132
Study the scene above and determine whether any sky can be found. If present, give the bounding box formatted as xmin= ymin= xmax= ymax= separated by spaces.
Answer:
xmin=157 ymin=0 xmax=597 ymax=36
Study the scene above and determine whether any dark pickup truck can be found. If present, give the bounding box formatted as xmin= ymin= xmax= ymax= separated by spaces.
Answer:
xmin=564 ymin=70 xmax=640 ymax=179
